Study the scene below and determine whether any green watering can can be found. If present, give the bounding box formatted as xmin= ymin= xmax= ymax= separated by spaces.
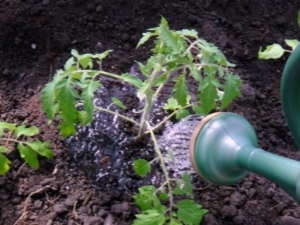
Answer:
xmin=189 ymin=45 xmax=300 ymax=203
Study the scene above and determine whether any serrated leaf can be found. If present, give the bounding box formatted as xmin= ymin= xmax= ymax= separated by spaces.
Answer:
xmin=79 ymin=55 xmax=92 ymax=69
xmin=111 ymin=97 xmax=126 ymax=109
xmin=258 ymin=44 xmax=285 ymax=59
xmin=0 ymin=153 xmax=10 ymax=175
xmin=173 ymin=74 xmax=188 ymax=106
xmin=221 ymin=73 xmax=242 ymax=108
xmin=164 ymin=98 xmax=181 ymax=111
xmin=18 ymin=143 xmax=39 ymax=168
xmin=56 ymin=78 xmax=79 ymax=138
xmin=169 ymin=217 xmax=182 ymax=225
xmin=0 ymin=122 xmax=16 ymax=136
xmin=133 ymin=209 xmax=166 ymax=225
xmin=159 ymin=17 xmax=182 ymax=54
xmin=82 ymin=80 xmax=102 ymax=124
xmin=14 ymin=125 xmax=39 ymax=138
xmin=41 ymin=73 xmax=63 ymax=122
xmin=137 ymin=32 xmax=156 ymax=48
xmin=121 ymin=73 xmax=143 ymax=88
xmin=285 ymin=39 xmax=299 ymax=50
xmin=176 ymin=29 xmax=198 ymax=38
xmin=173 ymin=180 xmax=184 ymax=195
xmin=158 ymin=189 xmax=168 ymax=200
xmin=77 ymin=111 xmax=90 ymax=126
xmin=176 ymin=200 xmax=208 ymax=224
xmin=182 ymin=172 xmax=193 ymax=196
xmin=175 ymin=108 xmax=190 ymax=120
xmin=134 ymin=185 xmax=160 ymax=212
xmin=153 ymin=72 xmax=170 ymax=87
xmin=133 ymin=159 xmax=151 ymax=177
xmin=25 ymin=141 xmax=53 ymax=159
xmin=94 ymin=50 xmax=113 ymax=60
xmin=192 ymin=105 xmax=204 ymax=115
xmin=59 ymin=120 xmax=76 ymax=139
xmin=0 ymin=146 xmax=8 ymax=153
xmin=198 ymin=75 xmax=218 ymax=114
xmin=64 ymin=57 xmax=75 ymax=70
xmin=190 ymin=66 xmax=202 ymax=82
xmin=71 ymin=49 xmax=79 ymax=58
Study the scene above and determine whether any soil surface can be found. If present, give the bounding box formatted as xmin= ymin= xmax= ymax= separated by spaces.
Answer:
xmin=1 ymin=1 xmax=300 ymax=225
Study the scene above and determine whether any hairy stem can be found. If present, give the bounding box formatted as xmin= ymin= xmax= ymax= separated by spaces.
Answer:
xmin=95 ymin=106 xmax=140 ymax=126
xmin=146 ymin=121 xmax=174 ymax=216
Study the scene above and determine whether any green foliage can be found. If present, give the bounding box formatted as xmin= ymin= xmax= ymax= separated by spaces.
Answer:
xmin=132 ymin=175 xmax=207 ymax=225
xmin=0 ymin=122 xmax=53 ymax=175
xmin=259 ymin=10 xmax=300 ymax=60
xmin=41 ymin=17 xmax=242 ymax=224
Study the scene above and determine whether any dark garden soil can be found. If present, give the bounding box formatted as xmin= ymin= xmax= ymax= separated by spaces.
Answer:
xmin=1 ymin=1 xmax=300 ymax=224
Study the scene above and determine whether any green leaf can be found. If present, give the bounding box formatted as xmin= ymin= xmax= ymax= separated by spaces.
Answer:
xmin=121 ymin=73 xmax=143 ymax=88
xmin=25 ymin=141 xmax=53 ymax=159
xmin=182 ymin=172 xmax=193 ymax=196
xmin=134 ymin=185 xmax=160 ymax=212
xmin=137 ymin=32 xmax=156 ymax=48
xmin=14 ymin=125 xmax=39 ymax=138
xmin=0 ymin=153 xmax=10 ymax=175
xmin=64 ymin=57 xmax=75 ymax=70
xmin=221 ymin=73 xmax=242 ymax=108
xmin=159 ymin=17 xmax=182 ymax=54
xmin=133 ymin=209 xmax=166 ymax=225
xmin=175 ymin=108 xmax=190 ymax=120
xmin=0 ymin=146 xmax=8 ymax=153
xmin=59 ymin=120 xmax=77 ymax=139
xmin=82 ymin=80 xmax=102 ymax=124
xmin=77 ymin=111 xmax=90 ymax=126
xmin=41 ymin=73 xmax=63 ymax=122
xmin=56 ymin=78 xmax=79 ymax=138
xmin=158 ymin=189 xmax=168 ymax=200
xmin=176 ymin=29 xmax=198 ymax=38
xmin=94 ymin=50 xmax=113 ymax=60
xmin=164 ymin=98 xmax=181 ymax=111
xmin=169 ymin=217 xmax=182 ymax=225
xmin=133 ymin=159 xmax=151 ymax=177
xmin=71 ymin=49 xmax=79 ymax=58
xmin=285 ymin=39 xmax=299 ymax=50
xmin=111 ymin=97 xmax=126 ymax=110
xmin=0 ymin=122 xmax=16 ymax=136
xmin=258 ymin=44 xmax=285 ymax=59
xmin=176 ymin=200 xmax=208 ymax=224
xmin=192 ymin=105 xmax=204 ymax=115
xmin=79 ymin=55 xmax=92 ymax=69
xmin=190 ymin=67 xmax=202 ymax=82
xmin=18 ymin=143 xmax=39 ymax=168
xmin=198 ymin=75 xmax=219 ymax=114
xmin=173 ymin=74 xmax=188 ymax=106
xmin=173 ymin=180 xmax=184 ymax=195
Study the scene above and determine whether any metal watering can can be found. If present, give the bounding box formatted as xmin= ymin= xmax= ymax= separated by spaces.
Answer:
xmin=189 ymin=45 xmax=300 ymax=203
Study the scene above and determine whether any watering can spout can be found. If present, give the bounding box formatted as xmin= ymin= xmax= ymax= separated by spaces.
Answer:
xmin=189 ymin=45 xmax=300 ymax=203
xmin=189 ymin=112 xmax=300 ymax=203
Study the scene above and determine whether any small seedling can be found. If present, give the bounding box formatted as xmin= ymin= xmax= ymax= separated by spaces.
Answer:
xmin=0 ymin=122 xmax=53 ymax=175
xmin=258 ymin=10 xmax=300 ymax=59
xmin=41 ymin=17 xmax=242 ymax=224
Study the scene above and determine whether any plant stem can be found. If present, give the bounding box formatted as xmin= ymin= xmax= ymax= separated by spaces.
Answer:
xmin=146 ymin=121 xmax=174 ymax=216
xmin=95 ymin=107 xmax=140 ymax=126
xmin=136 ymin=68 xmax=160 ymax=140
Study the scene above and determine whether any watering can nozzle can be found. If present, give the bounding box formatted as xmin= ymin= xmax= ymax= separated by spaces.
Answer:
xmin=189 ymin=112 xmax=300 ymax=203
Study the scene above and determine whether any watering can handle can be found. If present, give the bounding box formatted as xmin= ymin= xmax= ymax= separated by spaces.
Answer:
xmin=281 ymin=44 xmax=300 ymax=150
